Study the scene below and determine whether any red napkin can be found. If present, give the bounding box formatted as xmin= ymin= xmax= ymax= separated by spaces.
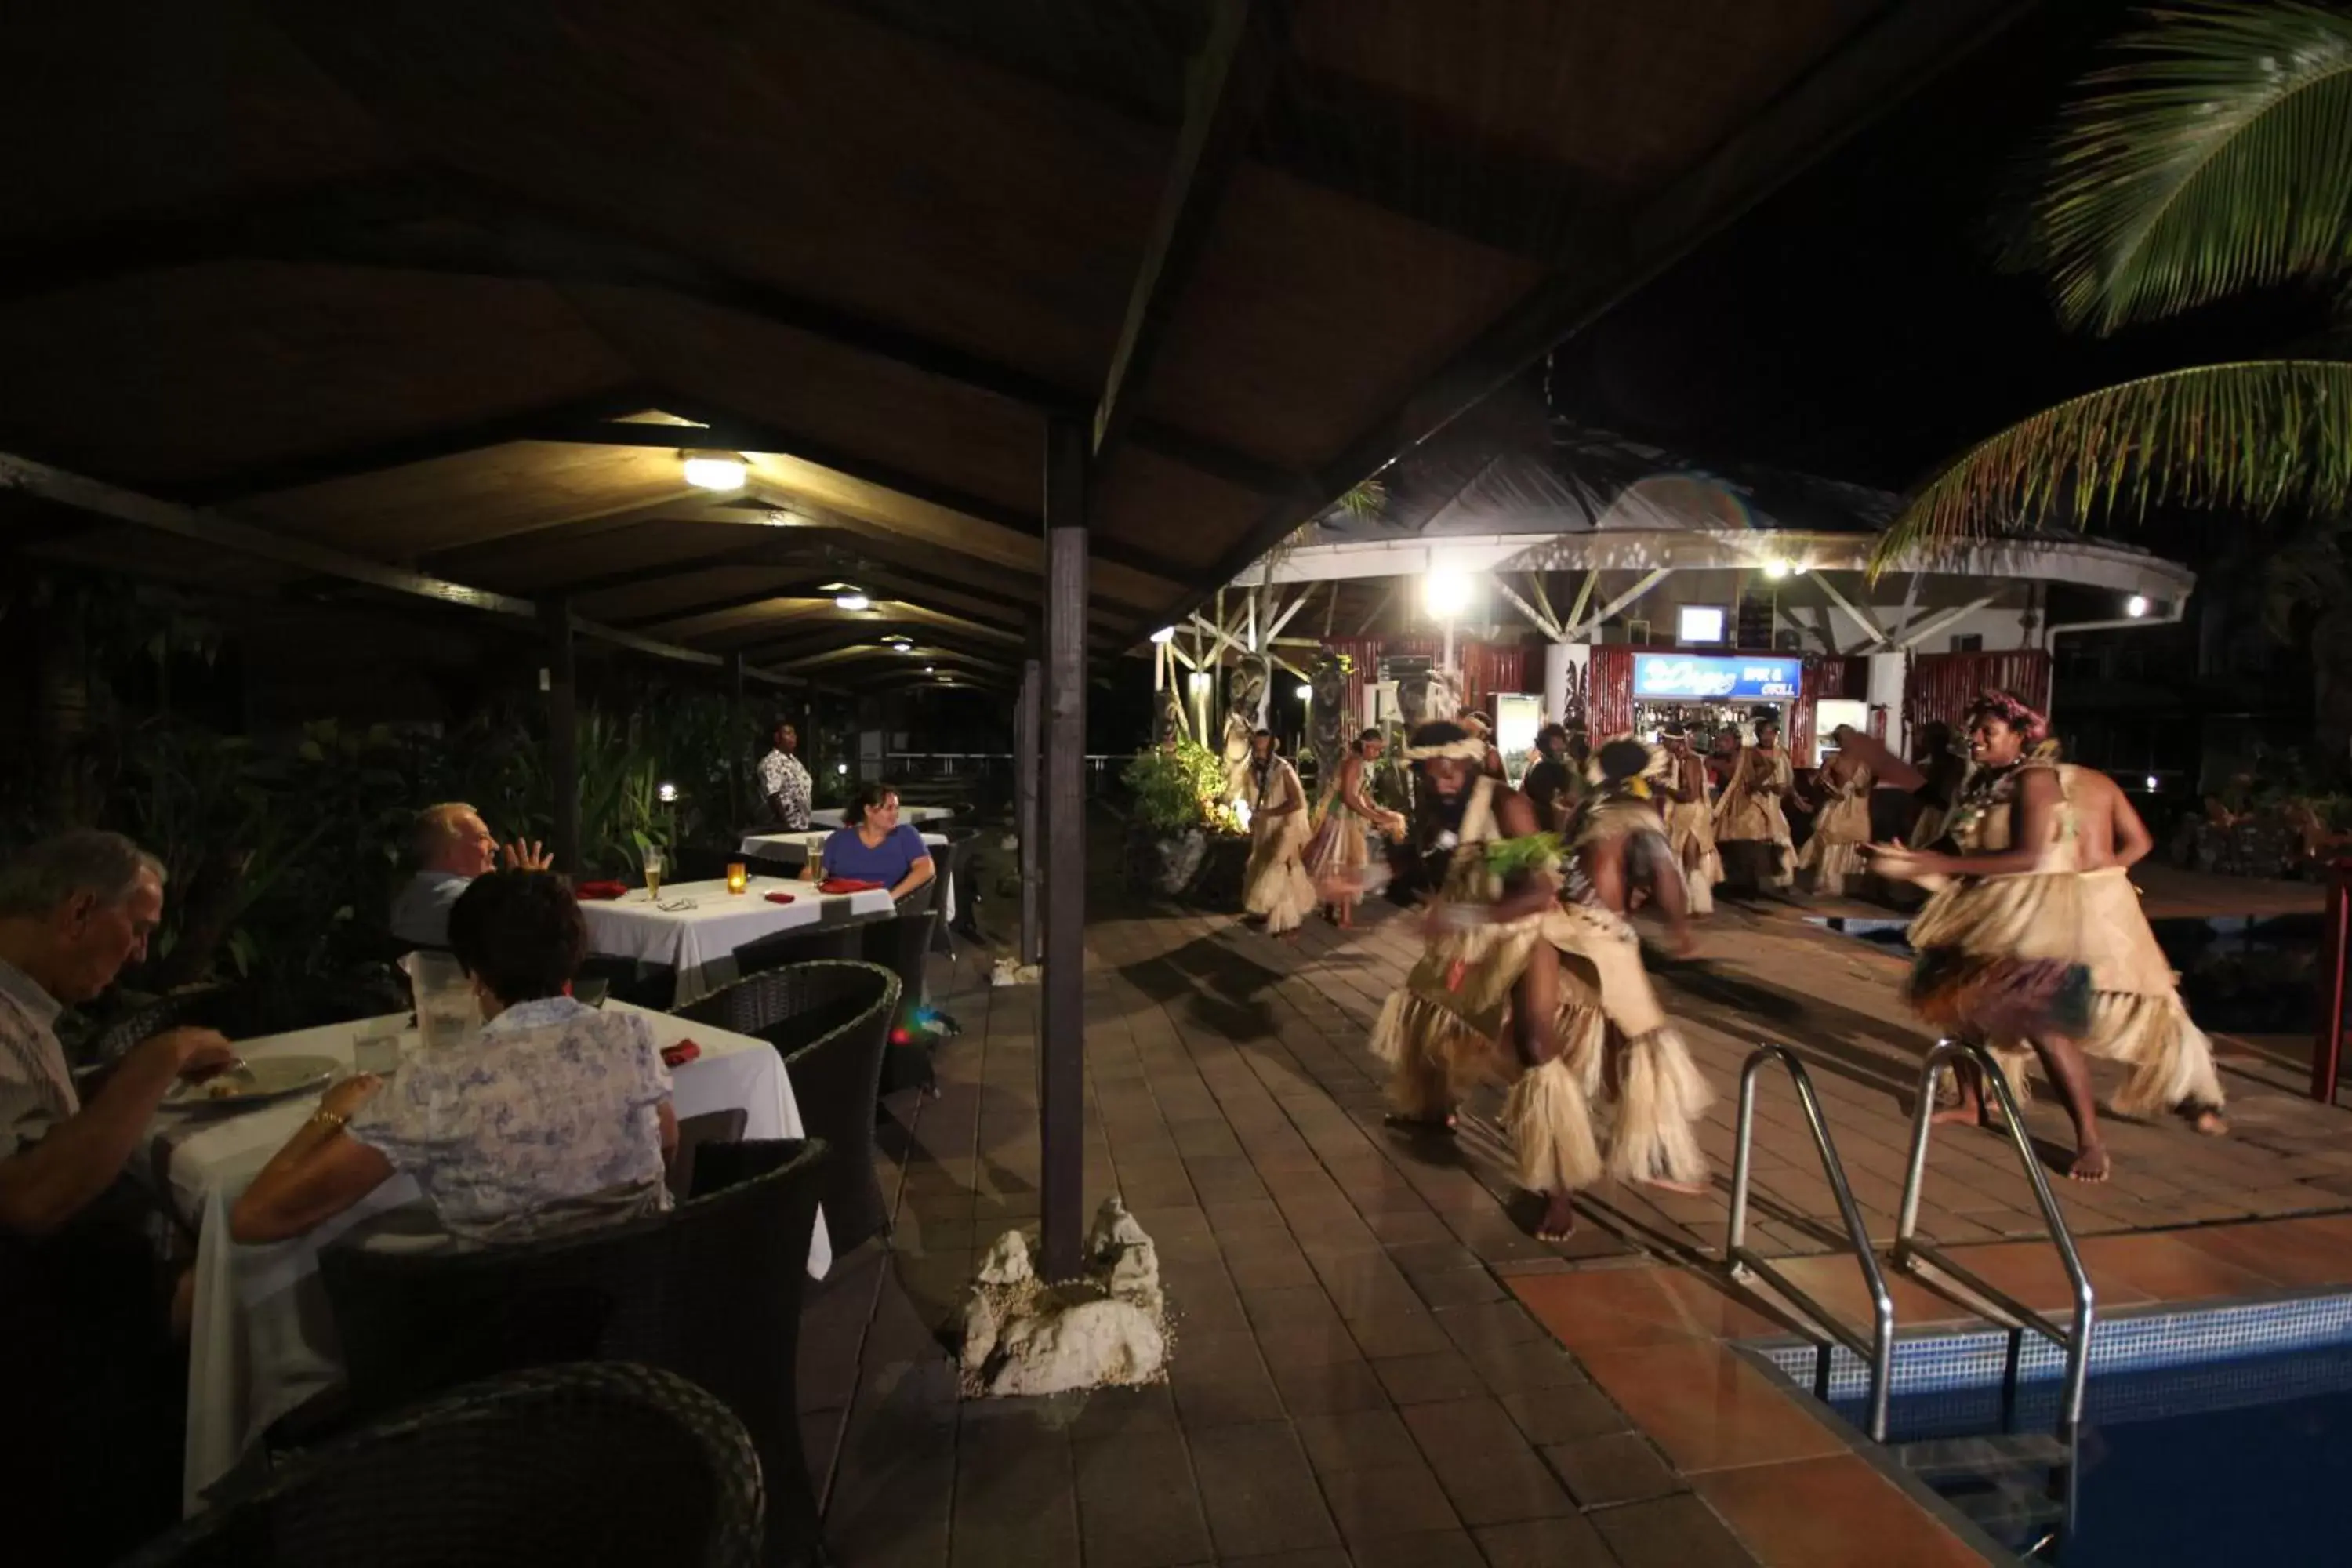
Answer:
xmin=819 ymin=877 xmax=884 ymax=895
xmin=764 ymin=890 xmax=797 ymax=905
xmin=661 ymin=1038 xmax=701 ymax=1069
xmin=575 ymin=880 xmax=629 ymax=900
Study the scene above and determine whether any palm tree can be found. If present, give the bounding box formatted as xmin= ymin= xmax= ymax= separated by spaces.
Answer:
xmin=1871 ymin=1 xmax=2352 ymax=750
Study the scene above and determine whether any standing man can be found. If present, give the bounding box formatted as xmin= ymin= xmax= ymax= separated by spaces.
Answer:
xmin=1660 ymin=726 xmax=1722 ymax=915
xmin=0 ymin=831 xmax=237 ymax=1563
xmin=1712 ymin=714 xmax=1795 ymax=895
xmin=389 ymin=804 xmax=551 ymax=949
xmin=758 ymin=719 xmax=813 ymax=831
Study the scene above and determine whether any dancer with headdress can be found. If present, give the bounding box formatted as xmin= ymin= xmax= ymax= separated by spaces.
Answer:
xmin=1713 ymin=713 xmax=1795 ymax=895
xmin=1659 ymin=726 xmax=1722 ymax=916
xmin=1870 ymin=691 xmax=2221 ymax=1182
xmin=1304 ymin=728 xmax=1409 ymax=927
xmin=1370 ymin=722 xmax=1710 ymax=1240
xmin=1795 ymin=727 xmax=1876 ymax=898
xmin=1240 ymin=731 xmax=1316 ymax=937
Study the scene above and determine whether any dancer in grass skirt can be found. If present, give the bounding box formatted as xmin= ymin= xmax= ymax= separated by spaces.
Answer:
xmin=1371 ymin=724 xmax=1708 ymax=1240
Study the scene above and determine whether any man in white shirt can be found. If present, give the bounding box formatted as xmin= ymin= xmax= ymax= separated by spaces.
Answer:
xmin=0 ymin=830 xmax=234 ymax=1236
xmin=387 ymin=802 xmax=550 ymax=949
xmin=0 ymin=831 xmax=235 ymax=1563
xmin=757 ymin=720 xmax=814 ymax=830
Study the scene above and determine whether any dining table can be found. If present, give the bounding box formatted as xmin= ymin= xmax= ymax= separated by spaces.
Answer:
xmin=153 ymin=1000 xmax=830 ymax=1514
xmin=739 ymin=828 xmax=956 ymax=923
xmin=577 ymin=876 xmax=895 ymax=1007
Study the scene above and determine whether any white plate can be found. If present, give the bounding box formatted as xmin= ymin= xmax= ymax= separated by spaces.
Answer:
xmin=164 ymin=1054 xmax=341 ymax=1112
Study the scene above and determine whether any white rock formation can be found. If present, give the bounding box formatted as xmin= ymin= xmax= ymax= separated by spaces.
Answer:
xmin=959 ymin=1196 xmax=1169 ymax=1399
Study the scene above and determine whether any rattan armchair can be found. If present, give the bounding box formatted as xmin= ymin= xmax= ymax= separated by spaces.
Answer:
xmin=679 ymin=961 xmax=898 ymax=1254
xmin=321 ymin=1140 xmax=831 ymax=1566
xmin=116 ymin=1363 xmax=764 ymax=1568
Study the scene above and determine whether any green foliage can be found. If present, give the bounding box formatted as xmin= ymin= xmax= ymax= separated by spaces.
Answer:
xmin=1123 ymin=741 xmax=1240 ymax=837
xmin=1483 ymin=833 xmax=1563 ymax=878
xmin=1875 ymin=2 xmax=2352 ymax=573
xmin=2024 ymin=0 xmax=2352 ymax=334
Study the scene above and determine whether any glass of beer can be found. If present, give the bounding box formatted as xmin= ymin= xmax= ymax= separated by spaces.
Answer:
xmin=643 ymin=845 xmax=664 ymax=900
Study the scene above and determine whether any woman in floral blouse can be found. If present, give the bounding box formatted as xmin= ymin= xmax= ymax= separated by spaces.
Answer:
xmin=233 ymin=872 xmax=677 ymax=1246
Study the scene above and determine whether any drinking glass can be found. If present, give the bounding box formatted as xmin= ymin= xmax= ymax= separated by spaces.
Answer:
xmin=644 ymin=846 xmax=665 ymax=899
xmin=353 ymin=1022 xmax=405 ymax=1076
xmin=408 ymin=949 xmax=481 ymax=1053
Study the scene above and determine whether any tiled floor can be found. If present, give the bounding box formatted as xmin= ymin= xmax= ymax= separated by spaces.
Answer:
xmin=797 ymin=830 xmax=2352 ymax=1566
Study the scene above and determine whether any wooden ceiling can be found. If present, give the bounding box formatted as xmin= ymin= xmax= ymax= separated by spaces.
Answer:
xmin=0 ymin=0 xmax=2027 ymax=690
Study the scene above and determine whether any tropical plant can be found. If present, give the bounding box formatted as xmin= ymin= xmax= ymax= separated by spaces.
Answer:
xmin=1123 ymin=740 xmax=1241 ymax=837
xmin=1871 ymin=2 xmax=2352 ymax=699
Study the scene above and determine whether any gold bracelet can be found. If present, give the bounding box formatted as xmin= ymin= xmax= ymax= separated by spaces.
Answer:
xmin=311 ymin=1109 xmax=350 ymax=1133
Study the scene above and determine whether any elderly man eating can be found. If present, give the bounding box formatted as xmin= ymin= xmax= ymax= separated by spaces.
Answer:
xmin=388 ymin=802 xmax=553 ymax=949
xmin=0 ymin=830 xmax=237 ymax=1563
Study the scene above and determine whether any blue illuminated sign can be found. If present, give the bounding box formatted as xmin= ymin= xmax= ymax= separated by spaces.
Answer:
xmin=1632 ymin=654 xmax=1801 ymax=702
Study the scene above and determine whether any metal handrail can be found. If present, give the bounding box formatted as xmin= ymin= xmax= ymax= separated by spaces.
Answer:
xmin=1895 ymin=1038 xmax=2097 ymax=1434
xmin=1726 ymin=1043 xmax=1896 ymax=1441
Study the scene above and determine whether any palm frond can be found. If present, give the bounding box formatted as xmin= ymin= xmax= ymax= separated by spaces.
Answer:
xmin=1869 ymin=358 xmax=2352 ymax=573
xmin=2033 ymin=0 xmax=2352 ymax=333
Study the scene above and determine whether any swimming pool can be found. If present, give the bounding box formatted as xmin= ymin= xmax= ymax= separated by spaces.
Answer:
xmin=1751 ymin=1294 xmax=2352 ymax=1563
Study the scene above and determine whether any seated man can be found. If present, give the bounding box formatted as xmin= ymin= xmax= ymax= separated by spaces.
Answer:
xmin=388 ymin=802 xmax=550 ymax=949
xmin=0 ymin=830 xmax=235 ymax=1564
xmin=236 ymin=870 xmax=677 ymax=1247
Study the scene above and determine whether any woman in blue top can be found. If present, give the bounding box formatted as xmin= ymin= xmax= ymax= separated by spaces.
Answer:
xmin=810 ymin=782 xmax=936 ymax=904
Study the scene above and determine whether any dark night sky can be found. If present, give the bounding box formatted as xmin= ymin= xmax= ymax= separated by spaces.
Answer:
xmin=1546 ymin=0 xmax=2335 ymax=557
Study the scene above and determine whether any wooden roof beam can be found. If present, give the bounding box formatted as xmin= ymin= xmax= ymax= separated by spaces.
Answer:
xmin=0 ymin=172 xmax=1301 ymax=498
xmin=0 ymin=450 xmax=808 ymax=685
xmin=1160 ymin=0 xmax=2032 ymax=634
xmin=1092 ymin=0 xmax=1290 ymax=463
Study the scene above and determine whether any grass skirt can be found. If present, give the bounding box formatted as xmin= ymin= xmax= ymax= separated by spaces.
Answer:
xmin=1665 ymin=802 xmax=1720 ymax=916
xmin=1243 ymin=813 xmax=1317 ymax=934
xmin=1372 ymin=903 xmax=1711 ymax=1192
xmin=1904 ymin=871 xmax=2092 ymax=1041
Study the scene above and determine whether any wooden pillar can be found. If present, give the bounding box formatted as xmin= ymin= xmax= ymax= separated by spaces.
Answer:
xmin=726 ymin=652 xmax=748 ymax=825
xmin=540 ymin=597 xmax=580 ymax=877
xmin=1016 ymin=655 xmax=1041 ymax=967
xmin=1039 ymin=417 xmax=1089 ymax=1280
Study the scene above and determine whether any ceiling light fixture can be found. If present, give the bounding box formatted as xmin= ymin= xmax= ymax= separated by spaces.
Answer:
xmin=2126 ymin=594 xmax=2150 ymax=619
xmin=1149 ymin=626 xmax=1176 ymax=644
xmin=833 ymin=591 xmax=871 ymax=612
xmin=680 ymin=451 xmax=748 ymax=492
xmin=1424 ymin=568 xmax=1472 ymax=618
xmin=1762 ymin=558 xmax=1791 ymax=580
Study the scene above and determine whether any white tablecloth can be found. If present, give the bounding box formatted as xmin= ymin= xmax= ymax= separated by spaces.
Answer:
xmin=739 ymin=830 xmax=954 ymax=922
xmin=578 ymin=877 xmax=895 ymax=1006
xmin=158 ymin=1001 xmax=829 ymax=1512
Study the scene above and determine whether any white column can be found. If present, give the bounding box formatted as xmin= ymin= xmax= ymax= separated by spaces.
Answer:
xmin=1544 ymin=642 xmax=1591 ymax=724
xmin=1867 ymin=651 xmax=1908 ymax=758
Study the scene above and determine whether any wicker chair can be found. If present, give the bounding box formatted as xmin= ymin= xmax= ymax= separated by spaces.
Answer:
xmin=321 ymin=1140 xmax=831 ymax=1567
xmin=116 ymin=1363 xmax=764 ymax=1568
xmin=678 ymin=962 xmax=898 ymax=1254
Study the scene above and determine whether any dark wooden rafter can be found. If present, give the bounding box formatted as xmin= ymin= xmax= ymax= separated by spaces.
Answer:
xmin=822 ymin=0 xmax=1619 ymax=263
xmin=0 ymin=171 xmax=1299 ymax=498
xmin=0 ymin=450 xmax=809 ymax=685
xmin=1092 ymin=0 xmax=1290 ymax=463
xmin=534 ymin=403 xmax=1198 ymax=587
xmin=1158 ymin=0 xmax=2033 ymax=632
xmin=724 ymin=619 xmax=1033 ymax=667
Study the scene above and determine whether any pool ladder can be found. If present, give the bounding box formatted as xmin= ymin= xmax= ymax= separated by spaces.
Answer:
xmin=1724 ymin=1038 xmax=2099 ymax=1446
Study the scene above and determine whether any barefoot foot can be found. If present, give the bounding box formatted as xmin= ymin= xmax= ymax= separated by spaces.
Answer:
xmin=1536 ymin=1191 xmax=1578 ymax=1242
xmin=1930 ymin=1102 xmax=1984 ymax=1128
xmin=1384 ymin=1109 xmax=1457 ymax=1134
xmin=2189 ymin=1106 xmax=2229 ymax=1137
xmin=2069 ymin=1145 xmax=2112 ymax=1183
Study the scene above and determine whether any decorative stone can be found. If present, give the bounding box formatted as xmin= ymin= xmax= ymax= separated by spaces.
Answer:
xmin=958 ymin=1197 xmax=1171 ymax=1399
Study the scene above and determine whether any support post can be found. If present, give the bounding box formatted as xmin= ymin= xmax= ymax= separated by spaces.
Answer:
xmin=2315 ymin=862 xmax=2350 ymax=1105
xmin=1016 ymin=655 xmax=1042 ymax=967
xmin=539 ymin=598 xmax=580 ymax=877
xmin=1040 ymin=419 xmax=1090 ymax=1279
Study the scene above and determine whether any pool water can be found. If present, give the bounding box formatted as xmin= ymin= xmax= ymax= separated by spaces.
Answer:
xmin=1833 ymin=1343 xmax=2352 ymax=1564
